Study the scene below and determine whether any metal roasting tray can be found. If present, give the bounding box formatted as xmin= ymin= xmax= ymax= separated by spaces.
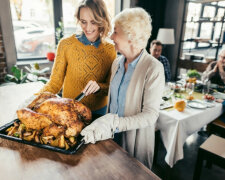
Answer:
xmin=0 ymin=119 xmax=85 ymax=155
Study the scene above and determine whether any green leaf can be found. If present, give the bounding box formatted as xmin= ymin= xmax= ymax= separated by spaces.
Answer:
xmin=4 ymin=74 xmax=19 ymax=83
xmin=20 ymin=73 xmax=28 ymax=83
xmin=187 ymin=69 xmax=200 ymax=78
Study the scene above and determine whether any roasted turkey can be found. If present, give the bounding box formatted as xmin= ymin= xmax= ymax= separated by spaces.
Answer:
xmin=17 ymin=92 xmax=92 ymax=137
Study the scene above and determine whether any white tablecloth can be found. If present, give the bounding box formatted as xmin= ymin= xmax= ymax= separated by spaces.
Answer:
xmin=0 ymin=82 xmax=44 ymax=126
xmin=157 ymin=102 xmax=223 ymax=167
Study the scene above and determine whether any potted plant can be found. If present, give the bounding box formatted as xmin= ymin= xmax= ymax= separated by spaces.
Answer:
xmin=4 ymin=63 xmax=49 ymax=84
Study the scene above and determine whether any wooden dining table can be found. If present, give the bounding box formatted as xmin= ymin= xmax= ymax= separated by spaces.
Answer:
xmin=0 ymin=138 xmax=160 ymax=180
xmin=0 ymin=82 xmax=160 ymax=180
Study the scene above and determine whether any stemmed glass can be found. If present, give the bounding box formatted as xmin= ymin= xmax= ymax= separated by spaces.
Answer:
xmin=163 ymin=82 xmax=175 ymax=100
xmin=186 ymin=82 xmax=195 ymax=96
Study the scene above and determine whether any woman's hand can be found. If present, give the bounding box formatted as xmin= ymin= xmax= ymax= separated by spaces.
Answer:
xmin=216 ymin=98 xmax=224 ymax=103
xmin=80 ymin=113 xmax=119 ymax=144
xmin=82 ymin=80 xmax=100 ymax=96
xmin=213 ymin=63 xmax=218 ymax=73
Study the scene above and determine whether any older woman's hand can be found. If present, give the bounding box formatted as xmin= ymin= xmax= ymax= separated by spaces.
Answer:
xmin=80 ymin=113 xmax=119 ymax=144
xmin=82 ymin=80 xmax=100 ymax=96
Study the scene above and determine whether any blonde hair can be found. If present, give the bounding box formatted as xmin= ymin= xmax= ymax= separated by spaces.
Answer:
xmin=113 ymin=8 xmax=152 ymax=49
xmin=75 ymin=0 xmax=111 ymax=41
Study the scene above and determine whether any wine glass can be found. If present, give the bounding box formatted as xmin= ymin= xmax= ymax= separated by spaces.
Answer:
xmin=186 ymin=82 xmax=195 ymax=96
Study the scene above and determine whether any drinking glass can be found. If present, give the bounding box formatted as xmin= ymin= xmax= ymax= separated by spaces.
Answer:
xmin=202 ymin=80 xmax=211 ymax=95
xmin=186 ymin=82 xmax=195 ymax=96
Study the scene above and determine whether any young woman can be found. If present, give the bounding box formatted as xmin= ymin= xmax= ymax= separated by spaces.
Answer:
xmin=39 ymin=0 xmax=116 ymax=115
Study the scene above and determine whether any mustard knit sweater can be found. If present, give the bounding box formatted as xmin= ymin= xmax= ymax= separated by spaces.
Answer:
xmin=39 ymin=35 xmax=116 ymax=111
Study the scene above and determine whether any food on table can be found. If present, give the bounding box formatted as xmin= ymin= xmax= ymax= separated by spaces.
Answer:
xmin=174 ymin=84 xmax=181 ymax=92
xmin=186 ymin=77 xmax=197 ymax=84
xmin=186 ymin=95 xmax=194 ymax=101
xmin=8 ymin=92 xmax=92 ymax=150
xmin=187 ymin=69 xmax=200 ymax=79
xmin=174 ymin=100 xmax=186 ymax=112
xmin=203 ymin=94 xmax=215 ymax=101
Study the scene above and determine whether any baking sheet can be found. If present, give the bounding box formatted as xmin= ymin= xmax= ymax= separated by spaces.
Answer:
xmin=0 ymin=119 xmax=85 ymax=154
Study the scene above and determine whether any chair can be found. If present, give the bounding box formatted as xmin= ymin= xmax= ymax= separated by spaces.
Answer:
xmin=193 ymin=134 xmax=225 ymax=180
xmin=208 ymin=118 xmax=225 ymax=138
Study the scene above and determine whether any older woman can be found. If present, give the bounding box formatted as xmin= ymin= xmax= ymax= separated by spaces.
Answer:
xmin=81 ymin=8 xmax=165 ymax=169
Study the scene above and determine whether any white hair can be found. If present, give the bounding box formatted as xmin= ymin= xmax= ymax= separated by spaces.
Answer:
xmin=113 ymin=7 xmax=152 ymax=50
xmin=219 ymin=48 xmax=225 ymax=56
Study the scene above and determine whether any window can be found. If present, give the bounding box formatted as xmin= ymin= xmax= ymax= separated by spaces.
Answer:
xmin=181 ymin=1 xmax=225 ymax=59
xmin=10 ymin=0 xmax=116 ymax=61
xmin=10 ymin=0 xmax=55 ymax=60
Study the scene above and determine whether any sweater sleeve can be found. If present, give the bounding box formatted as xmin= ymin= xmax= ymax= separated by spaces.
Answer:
xmin=38 ymin=40 xmax=67 ymax=94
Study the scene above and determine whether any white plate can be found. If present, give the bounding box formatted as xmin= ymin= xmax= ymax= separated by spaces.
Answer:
xmin=187 ymin=100 xmax=207 ymax=109
xmin=160 ymin=100 xmax=173 ymax=110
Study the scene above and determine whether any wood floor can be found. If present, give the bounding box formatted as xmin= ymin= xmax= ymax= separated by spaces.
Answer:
xmin=152 ymin=132 xmax=225 ymax=180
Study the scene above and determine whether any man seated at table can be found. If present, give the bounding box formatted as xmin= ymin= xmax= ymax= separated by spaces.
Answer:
xmin=202 ymin=48 xmax=225 ymax=86
xmin=149 ymin=40 xmax=171 ymax=82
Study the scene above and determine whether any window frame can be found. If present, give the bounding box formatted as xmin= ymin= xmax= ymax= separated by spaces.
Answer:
xmin=181 ymin=1 xmax=225 ymax=58
xmin=5 ymin=0 xmax=121 ymax=63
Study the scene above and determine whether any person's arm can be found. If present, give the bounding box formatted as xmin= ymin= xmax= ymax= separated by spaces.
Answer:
xmin=217 ymin=60 xmax=225 ymax=84
xmin=81 ymin=62 xmax=165 ymax=143
xmin=163 ymin=57 xmax=171 ymax=82
xmin=202 ymin=61 xmax=217 ymax=82
xmin=38 ymin=40 xmax=67 ymax=94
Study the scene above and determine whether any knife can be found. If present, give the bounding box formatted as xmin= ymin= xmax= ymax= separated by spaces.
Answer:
xmin=75 ymin=92 xmax=85 ymax=101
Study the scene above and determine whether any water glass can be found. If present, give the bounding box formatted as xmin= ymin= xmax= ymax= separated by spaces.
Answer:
xmin=202 ymin=80 xmax=211 ymax=95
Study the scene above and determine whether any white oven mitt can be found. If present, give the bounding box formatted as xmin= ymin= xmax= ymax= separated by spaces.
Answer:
xmin=81 ymin=111 xmax=157 ymax=144
xmin=80 ymin=113 xmax=120 ymax=144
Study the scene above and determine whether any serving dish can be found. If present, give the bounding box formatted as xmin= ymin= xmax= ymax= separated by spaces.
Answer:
xmin=0 ymin=119 xmax=85 ymax=154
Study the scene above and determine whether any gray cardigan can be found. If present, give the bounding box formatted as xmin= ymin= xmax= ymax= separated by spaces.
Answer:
xmin=107 ymin=49 xmax=165 ymax=168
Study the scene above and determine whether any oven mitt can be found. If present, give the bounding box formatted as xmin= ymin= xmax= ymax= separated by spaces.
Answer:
xmin=81 ymin=113 xmax=119 ymax=144
xmin=81 ymin=112 xmax=156 ymax=144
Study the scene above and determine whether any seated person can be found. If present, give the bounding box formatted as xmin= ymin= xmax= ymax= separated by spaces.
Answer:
xmin=149 ymin=40 xmax=171 ymax=82
xmin=202 ymin=48 xmax=225 ymax=86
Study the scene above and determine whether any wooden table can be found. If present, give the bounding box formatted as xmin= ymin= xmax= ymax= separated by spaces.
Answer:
xmin=0 ymin=138 xmax=160 ymax=180
xmin=0 ymin=82 xmax=160 ymax=180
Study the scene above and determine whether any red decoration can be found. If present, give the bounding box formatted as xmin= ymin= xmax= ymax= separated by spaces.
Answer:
xmin=47 ymin=52 xmax=55 ymax=61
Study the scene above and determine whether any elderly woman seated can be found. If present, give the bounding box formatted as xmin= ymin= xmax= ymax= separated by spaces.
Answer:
xmin=202 ymin=48 xmax=225 ymax=86
xmin=81 ymin=7 xmax=165 ymax=169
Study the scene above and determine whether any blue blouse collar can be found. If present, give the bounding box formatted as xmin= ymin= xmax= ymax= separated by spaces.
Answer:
xmin=76 ymin=33 xmax=101 ymax=48
xmin=119 ymin=50 xmax=144 ymax=69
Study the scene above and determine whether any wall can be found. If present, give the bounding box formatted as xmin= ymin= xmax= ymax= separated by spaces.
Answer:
xmin=0 ymin=0 xmax=17 ymax=74
xmin=134 ymin=0 xmax=185 ymax=80
xmin=0 ymin=21 xmax=7 ymax=83
xmin=135 ymin=0 xmax=166 ymax=51
xmin=163 ymin=0 xmax=185 ymax=80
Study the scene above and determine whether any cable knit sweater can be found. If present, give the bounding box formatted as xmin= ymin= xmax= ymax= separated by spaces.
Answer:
xmin=39 ymin=35 xmax=116 ymax=111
